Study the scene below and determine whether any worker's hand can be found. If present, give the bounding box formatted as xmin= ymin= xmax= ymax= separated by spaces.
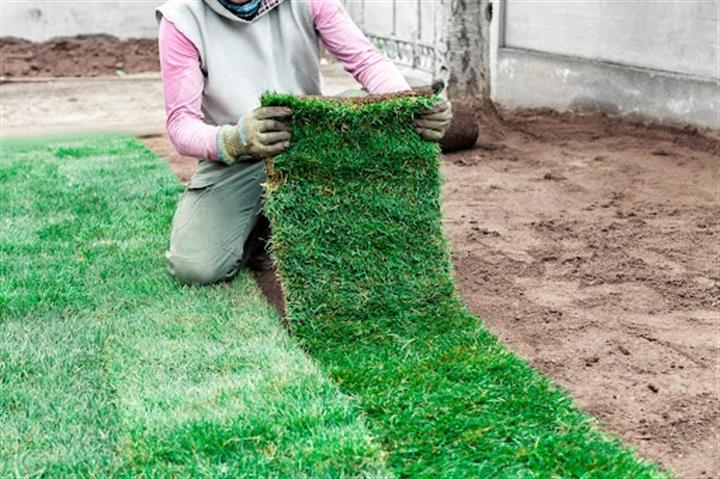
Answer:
xmin=240 ymin=106 xmax=293 ymax=158
xmin=218 ymin=106 xmax=292 ymax=164
xmin=414 ymin=97 xmax=452 ymax=142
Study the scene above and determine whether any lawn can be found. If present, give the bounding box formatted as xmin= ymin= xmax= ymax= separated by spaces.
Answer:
xmin=0 ymin=136 xmax=388 ymax=477
xmin=261 ymin=92 xmax=668 ymax=478
xmin=0 ymin=115 xmax=667 ymax=477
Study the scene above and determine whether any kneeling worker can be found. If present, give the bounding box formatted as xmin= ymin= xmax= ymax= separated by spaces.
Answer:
xmin=157 ymin=0 xmax=452 ymax=285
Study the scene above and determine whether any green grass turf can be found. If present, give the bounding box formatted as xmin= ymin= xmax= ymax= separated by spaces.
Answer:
xmin=261 ymin=92 xmax=668 ymax=478
xmin=0 ymin=135 xmax=390 ymax=477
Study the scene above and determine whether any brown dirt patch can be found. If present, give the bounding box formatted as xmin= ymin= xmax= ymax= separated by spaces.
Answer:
xmin=252 ymin=268 xmax=287 ymax=321
xmin=144 ymin=110 xmax=719 ymax=479
xmin=444 ymin=109 xmax=719 ymax=478
xmin=1 ymin=34 xmax=158 ymax=78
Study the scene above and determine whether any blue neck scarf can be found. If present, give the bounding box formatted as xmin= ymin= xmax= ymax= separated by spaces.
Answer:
xmin=218 ymin=0 xmax=263 ymax=19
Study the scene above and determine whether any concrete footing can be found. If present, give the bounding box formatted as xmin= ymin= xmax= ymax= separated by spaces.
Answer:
xmin=494 ymin=48 xmax=719 ymax=129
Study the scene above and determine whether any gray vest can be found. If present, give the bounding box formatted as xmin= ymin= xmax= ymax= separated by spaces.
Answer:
xmin=156 ymin=0 xmax=322 ymax=127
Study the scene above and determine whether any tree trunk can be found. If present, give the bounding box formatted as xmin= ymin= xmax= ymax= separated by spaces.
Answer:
xmin=435 ymin=0 xmax=493 ymax=109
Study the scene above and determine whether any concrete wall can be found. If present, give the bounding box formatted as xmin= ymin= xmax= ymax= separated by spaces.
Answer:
xmin=495 ymin=0 xmax=720 ymax=128
xmin=495 ymin=47 xmax=720 ymax=128
xmin=0 ymin=1 xmax=162 ymax=41
xmin=504 ymin=0 xmax=719 ymax=79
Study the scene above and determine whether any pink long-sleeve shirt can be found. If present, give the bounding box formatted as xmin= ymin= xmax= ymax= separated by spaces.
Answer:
xmin=159 ymin=0 xmax=410 ymax=161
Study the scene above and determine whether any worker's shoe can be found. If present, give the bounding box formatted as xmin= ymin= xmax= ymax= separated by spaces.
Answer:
xmin=243 ymin=214 xmax=273 ymax=271
xmin=245 ymin=249 xmax=273 ymax=272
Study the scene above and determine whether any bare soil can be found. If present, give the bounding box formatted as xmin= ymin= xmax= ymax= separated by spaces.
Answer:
xmin=143 ymin=110 xmax=719 ymax=479
xmin=444 ymin=109 xmax=719 ymax=479
xmin=0 ymin=35 xmax=158 ymax=78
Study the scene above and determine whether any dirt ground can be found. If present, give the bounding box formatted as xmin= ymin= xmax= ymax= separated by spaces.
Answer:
xmin=443 ymin=110 xmax=719 ymax=479
xmin=0 ymin=35 xmax=158 ymax=78
xmin=3 ymin=35 xmax=718 ymax=478
xmin=144 ymin=112 xmax=719 ymax=478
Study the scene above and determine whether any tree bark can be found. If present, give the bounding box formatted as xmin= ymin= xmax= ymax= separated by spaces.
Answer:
xmin=435 ymin=0 xmax=493 ymax=109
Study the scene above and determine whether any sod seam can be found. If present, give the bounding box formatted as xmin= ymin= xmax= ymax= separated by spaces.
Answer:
xmin=261 ymin=92 xmax=668 ymax=478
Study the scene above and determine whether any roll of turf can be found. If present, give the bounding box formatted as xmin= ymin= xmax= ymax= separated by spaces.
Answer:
xmin=440 ymin=103 xmax=479 ymax=152
xmin=261 ymin=92 xmax=665 ymax=478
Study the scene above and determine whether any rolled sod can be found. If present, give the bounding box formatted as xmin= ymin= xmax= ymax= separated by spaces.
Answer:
xmin=439 ymin=104 xmax=479 ymax=152
xmin=261 ymin=92 xmax=667 ymax=478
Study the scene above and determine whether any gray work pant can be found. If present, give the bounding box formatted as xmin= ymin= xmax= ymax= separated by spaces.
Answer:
xmin=166 ymin=159 xmax=266 ymax=285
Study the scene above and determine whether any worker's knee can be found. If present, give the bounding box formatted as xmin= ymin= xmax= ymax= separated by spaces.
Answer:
xmin=166 ymin=250 xmax=240 ymax=286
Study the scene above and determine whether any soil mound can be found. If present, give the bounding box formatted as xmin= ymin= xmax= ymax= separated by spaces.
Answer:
xmin=1 ymin=34 xmax=158 ymax=78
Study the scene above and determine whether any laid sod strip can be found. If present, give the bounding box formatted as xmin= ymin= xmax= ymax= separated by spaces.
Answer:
xmin=261 ymin=93 xmax=668 ymax=478
xmin=0 ymin=136 xmax=389 ymax=477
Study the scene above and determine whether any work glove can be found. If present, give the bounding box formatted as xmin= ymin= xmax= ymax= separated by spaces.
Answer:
xmin=217 ymin=106 xmax=292 ymax=164
xmin=414 ymin=97 xmax=452 ymax=142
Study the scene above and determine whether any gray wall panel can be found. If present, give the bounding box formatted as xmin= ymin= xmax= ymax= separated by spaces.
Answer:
xmin=1 ymin=0 xmax=163 ymax=41
xmin=504 ymin=0 xmax=719 ymax=79
xmin=361 ymin=1 xmax=395 ymax=36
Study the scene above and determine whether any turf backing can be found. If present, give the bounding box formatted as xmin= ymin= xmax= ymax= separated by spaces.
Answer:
xmin=261 ymin=93 xmax=668 ymax=478
xmin=0 ymin=135 xmax=389 ymax=477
